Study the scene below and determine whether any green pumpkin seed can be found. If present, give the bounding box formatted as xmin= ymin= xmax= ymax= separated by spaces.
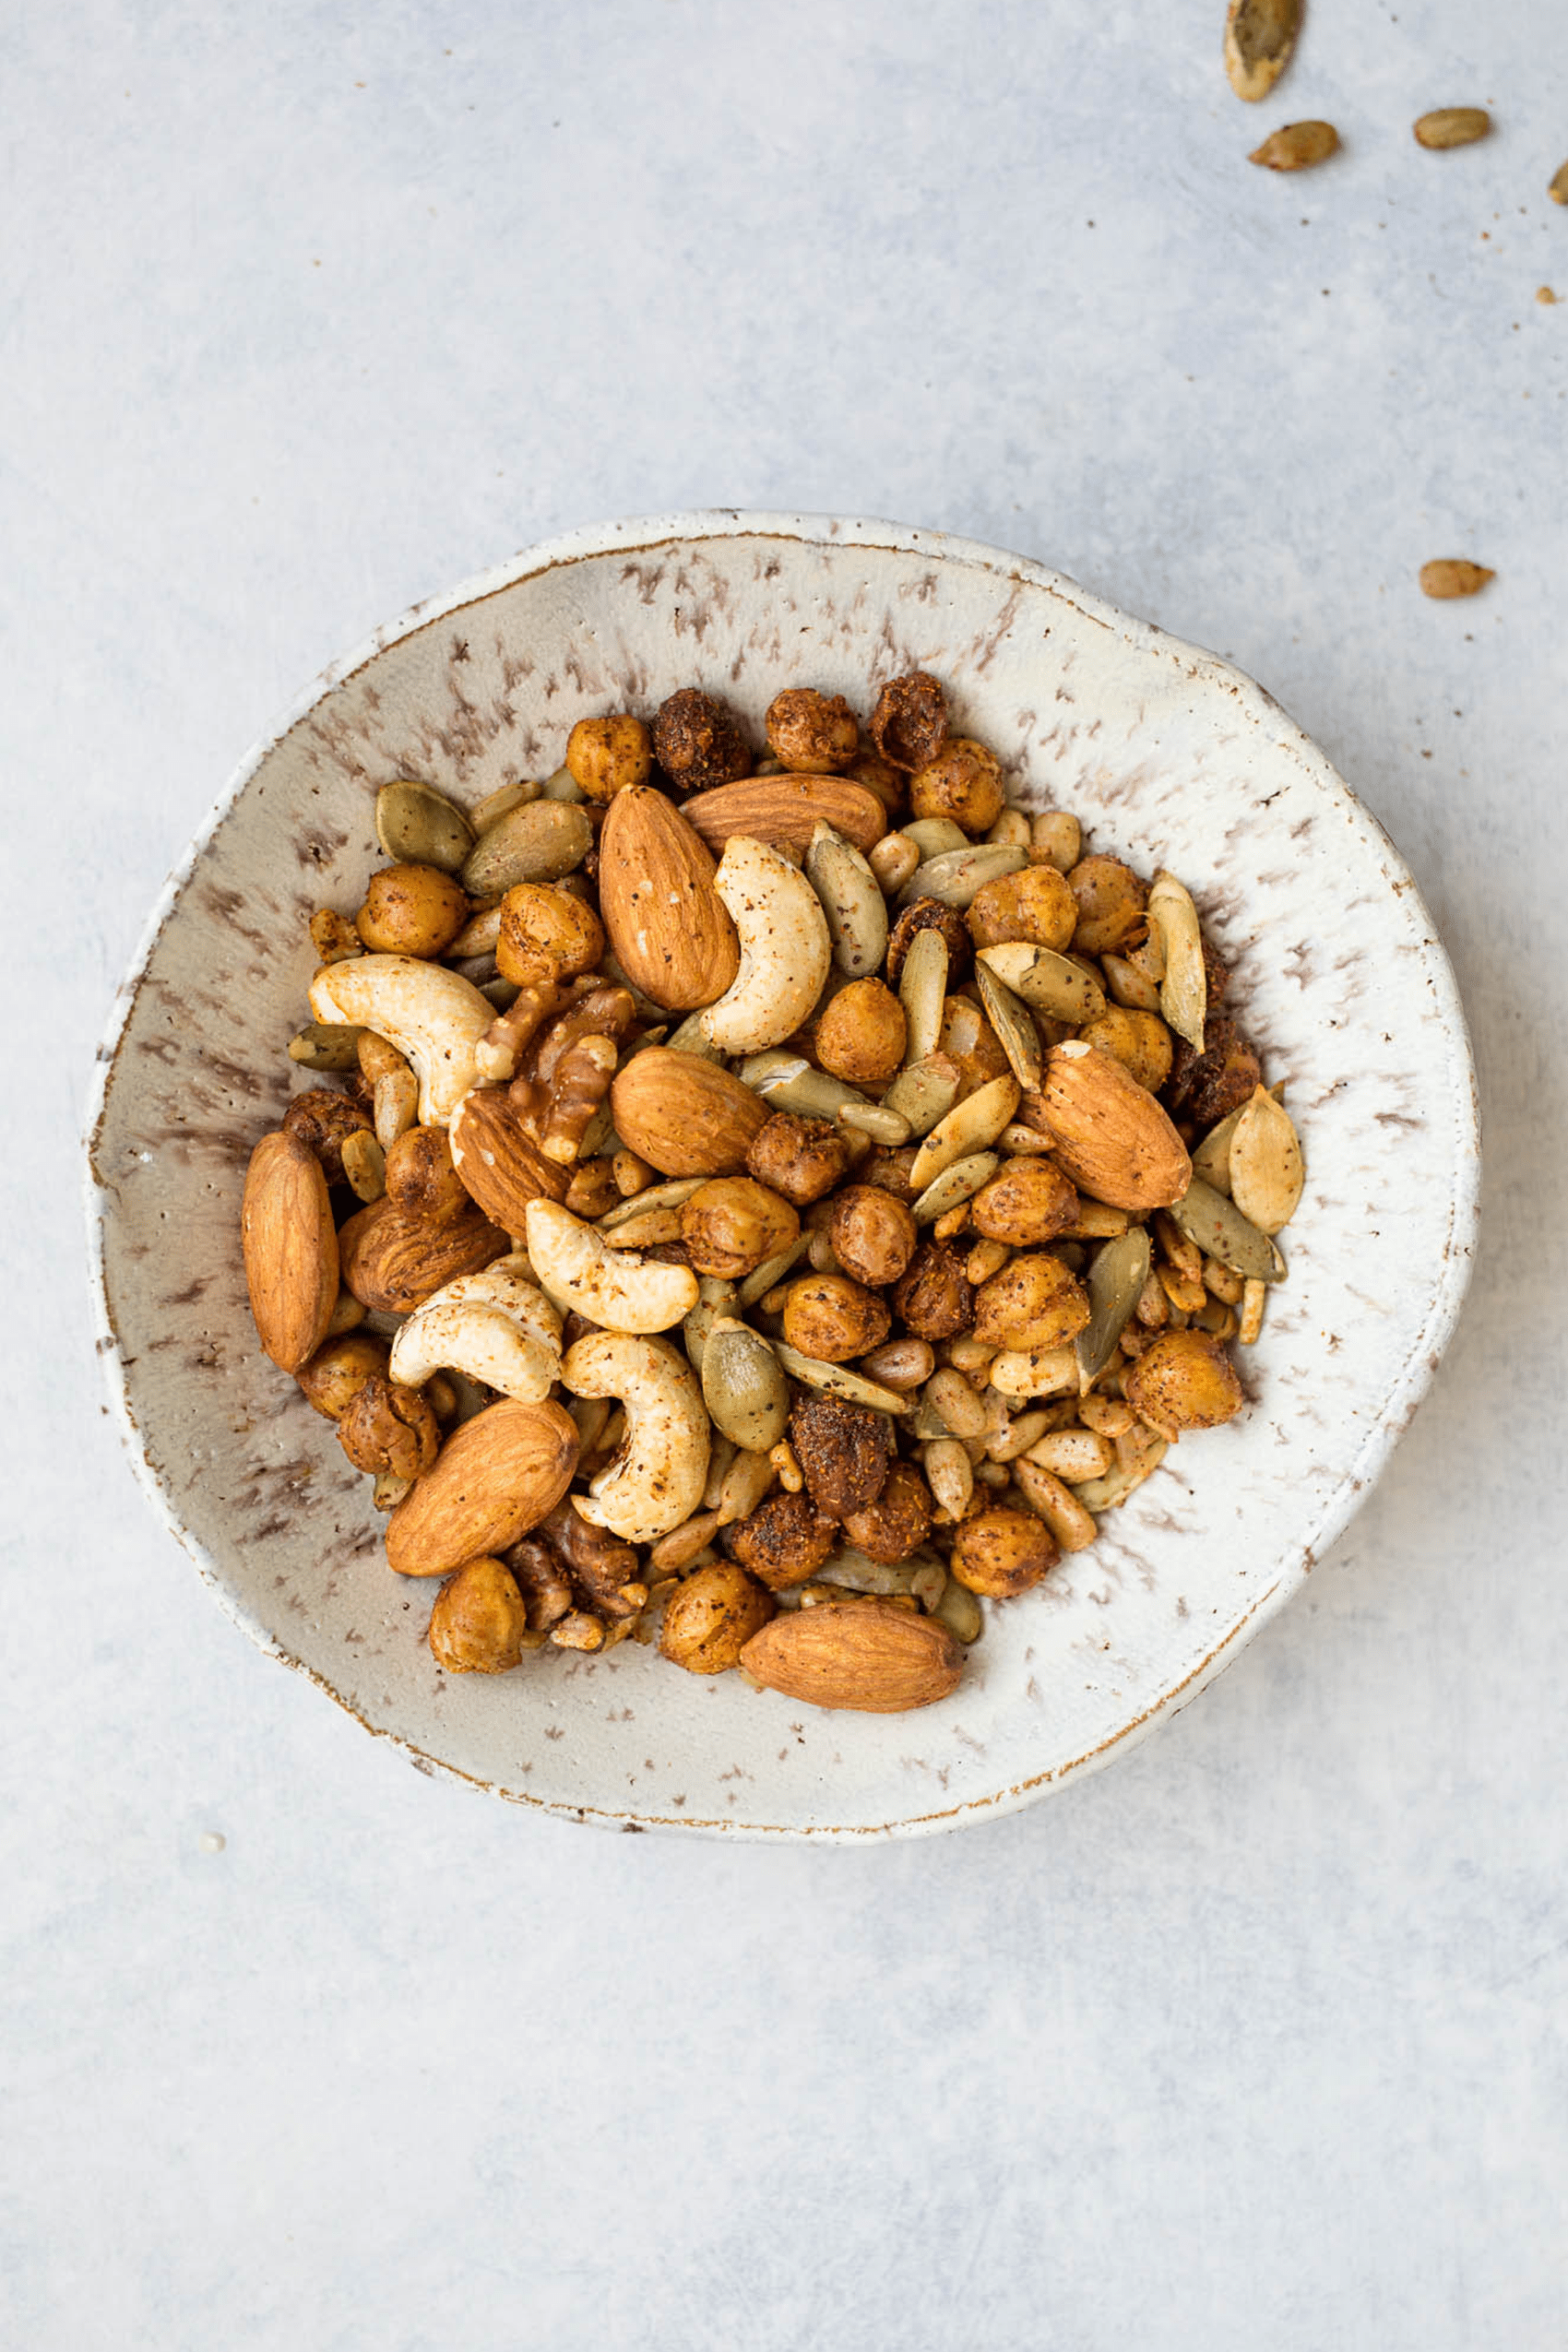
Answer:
xmin=837 ymin=1100 xmax=912 ymax=1146
xmin=1147 ymin=871 xmax=1206 ymax=1053
xmin=973 ymin=964 xmax=1043 ymax=1090
xmin=1075 ymin=1226 xmax=1153 ymax=1386
xmin=977 ymin=943 xmax=1105 ymax=1023
xmin=879 ymin=1055 xmax=961 ymax=1139
xmin=772 ymin=1345 xmax=910 ymax=1414
xmin=898 ymin=843 xmax=1027 ymax=910
xmin=701 ymin=1319 xmax=791 ymax=1452
xmin=374 ymin=778 xmax=474 ymax=873
xmin=288 ymin=1021 xmax=365 ymax=1070
xmin=911 ymin=1150 xmax=1001 ymax=1225
xmin=897 ymin=926 xmax=949 ymax=1065
xmin=932 ymin=1578 xmax=982 ymax=1644
xmin=909 ymin=1075 xmax=1020 ymax=1191
xmin=599 ymin=1176 xmax=706 ymax=1230
xmin=1169 ymin=1177 xmax=1286 ymax=1281
xmin=682 ymin=1277 xmax=739 ymax=1374
xmin=738 ymin=1051 xmax=872 ymax=1124
xmin=736 ymin=1232 xmax=813 ymax=1308
xmin=804 ymin=824 xmax=888 ymax=979
xmin=1228 ymin=1089 xmax=1304 ymax=1235
xmin=899 ymin=818 xmax=968 ymax=859
xmin=461 ymin=800 xmax=593 ymax=896
xmin=665 ymin=1011 xmax=729 ymax=1063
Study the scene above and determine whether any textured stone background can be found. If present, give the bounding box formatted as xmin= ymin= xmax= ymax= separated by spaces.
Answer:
xmin=5 ymin=2 xmax=1565 ymax=2345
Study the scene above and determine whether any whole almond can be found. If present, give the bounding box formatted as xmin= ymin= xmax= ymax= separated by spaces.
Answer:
xmin=385 ymin=1397 xmax=580 ymax=1576
xmin=611 ymin=1047 xmax=772 ymax=1176
xmin=1413 ymin=108 xmax=1491 ymax=150
xmin=449 ymin=1086 xmax=568 ymax=1232
xmin=1420 ymin=560 xmax=1493 ymax=600
xmin=679 ymin=775 xmax=888 ymax=858
xmin=597 ymin=786 xmax=741 ymax=1012
xmin=1249 ymin=120 xmax=1339 ymax=171
xmin=1225 ymin=0 xmax=1301 ymax=102
xmin=242 ymin=1130 xmax=339 ymax=1372
xmin=1029 ymin=1041 xmax=1192 ymax=1212
xmin=740 ymin=1598 xmax=962 ymax=1713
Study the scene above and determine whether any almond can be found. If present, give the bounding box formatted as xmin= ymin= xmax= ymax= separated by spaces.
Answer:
xmin=449 ymin=1086 xmax=568 ymax=1232
xmin=611 ymin=1047 xmax=772 ymax=1176
xmin=386 ymin=1397 xmax=580 ymax=1577
xmin=679 ymin=775 xmax=887 ymax=858
xmin=740 ymin=1598 xmax=962 ymax=1713
xmin=596 ymin=786 xmax=741 ymax=1012
xmin=242 ymin=1130 xmax=339 ymax=1372
xmin=1028 ymin=1041 xmax=1191 ymax=1212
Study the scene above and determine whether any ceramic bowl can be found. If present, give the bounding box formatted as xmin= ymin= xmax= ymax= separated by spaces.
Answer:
xmin=87 ymin=512 xmax=1479 ymax=1838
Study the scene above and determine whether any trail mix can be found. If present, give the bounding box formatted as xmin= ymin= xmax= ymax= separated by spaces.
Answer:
xmin=241 ymin=671 xmax=1304 ymax=1714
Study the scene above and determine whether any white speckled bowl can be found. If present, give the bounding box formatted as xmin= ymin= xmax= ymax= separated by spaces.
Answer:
xmin=86 ymin=513 xmax=1479 ymax=1838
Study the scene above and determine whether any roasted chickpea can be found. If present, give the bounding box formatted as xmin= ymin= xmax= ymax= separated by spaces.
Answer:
xmin=782 ymin=1273 xmax=891 ymax=1363
xmin=892 ymin=1241 xmax=975 ymax=1341
xmin=870 ymin=671 xmax=948 ymax=771
xmin=1165 ymin=1016 xmax=1263 ymax=1127
xmin=652 ymin=687 xmax=752 ymax=792
xmin=765 ymin=687 xmax=859 ymax=773
xmin=355 ymin=862 xmax=470 ymax=958
xmin=1066 ymin=854 xmax=1148 ymax=957
xmin=565 ymin=713 xmax=653 ymax=802
xmin=935 ymin=996 xmax=1011 ymax=1099
xmin=885 ymin=896 xmax=971 ymax=988
xmin=966 ymin=863 xmax=1077 ymax=954
xmin=728 ymin=1491 xmax=837 ymax=1589
xmin=828 ymin=1186 xmax=918 ymax=1288
xmin=1079 ymin=1007 xmax=1173 ymax=1094
xmin=659 ymin=1562 xmax=774 ymax=1673
xmin=789 ymin=1394 xmax=893 ymax=1520
xmin=681 ymin=1178 xmax=800 ymax=1279
xmin=969 ymin=1159 xmax=1079 ymax=1247
xmin=337 ymin=1375 xmax=442 ymax=1479
xmin=973 ymin=1253 xmax=1091 ymax=1350
xmin=745 ymin=1111 xmax=851 ymax=1207
xmin=909 ymin=738 xmax=1005 ymax=835
xmin=950 ymin=1506 xmax=1059 ymax=1598
xmin=282 ymin=1087 xmax=374 ymax=1186
xmin=845 ymin=753 xmax=908 ymax=818
xmin=295 ymin=1331 xmax=390 ymax=1420
xmin=495 ymin=881 xmax=606 ymax=986
xmin=839 ymin=1459 xmax=933 ymax=1565
xmin=814 ymin=980 xmax=907 ymax=1087
xmin=428 ymin=1556 xmax=531 ymax=1673
xmin=1123 ymin=1329 xmax=1244 ymax=1438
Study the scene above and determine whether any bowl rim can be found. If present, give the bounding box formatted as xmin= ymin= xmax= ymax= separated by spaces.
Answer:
xmin=84 ymin=508 xmax=1482 ymax=1837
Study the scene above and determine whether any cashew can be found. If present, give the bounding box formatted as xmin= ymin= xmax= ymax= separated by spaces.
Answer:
xmin=560 ymin=1331 xmax=710 ymax=1542
xmin=524 ymin=1198 xmax=699 ymax=1333
xmin=309 ymin=955 xmax=493 ymax=1125
xmin=701 ymin=836 xmax=831 ymax=1053
xmin=388 ymin=1255 xmax=562 ymax=1401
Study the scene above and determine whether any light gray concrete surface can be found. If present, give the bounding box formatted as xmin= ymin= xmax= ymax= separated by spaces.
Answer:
xmin=4 ymin=4 xmax=1564 ymax=2345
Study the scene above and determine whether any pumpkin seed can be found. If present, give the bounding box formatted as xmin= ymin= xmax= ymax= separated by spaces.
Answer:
xmin=837 ymin=1100 xmax=912 ymax=1146
xmin=288 ymin=1020 xmax=365 ymax=1070
xmin=932 ymin=1578 xmax=983 ymax=1644
xmin=911 ymin=1150 xmax=1001 ymax=1225
xmin=1169 ymin=1177 xmax=1286 ymax=1280
xmin=538 ymin=766 xmax=586 ymax=802
xmin=898 ymin=843 xmax=1027 ymax=910
xmin=1413 ymin=108 xmax=1491 ymax=149
xmin=374 ymin=778 xmax=474 ymax=873
xmin=736 ymin=1232 xmax=813 ymax=1307
xmin=909 ymin=1075 xmax=1020 ymax=1191
xmin=977 ymin=942 xmax=1105 ymax=1024
xmin=1030 ymin=810 xmax=1081 ymax=872
xmin=897 ymin=925 xmax=949 ymax=1065
xmin=1225 ymin=0 xmax=1301 ymax=102
xmin=1249 ymin=120 xmax=1338 ymax=171
xmin=682 ymin=1277 xmax=739 ymax=1374
xmin=817 ymin=1546 xmax=945 ymax=1599
xmin=1147 ymin=871 xmax=1206 ymax=1052
xmin=1100 ymin=952 xmax=1162 ymax=1014
xmin=461 ymin=800 xmax=593 ymax=896
xmin=598 ymin=1176 xmax=706 ymax=1230
xmin=1191 ymin=1081 xmax=1284 ymax=1195
xmin=880 ymin=1055 xmax=961 ymax=1140
xmin=804 ymin=823 xmax=889 ymax=979
xmin=1420 ymin=560 xmax=1494 ymax=600
xmin=772 ymin=1344 xmax=911 ymax=1415
xmin=1071 ymin=1440 xmax=1169 ymax=1513
xmin=701 ymin=1319 xmax=791 ymax=1452
xmin=973 ymin=963 xmax=1043 ymax=1091
xmin=665 ymin=1011 xmax=729 ymax=1062
xmin=738 ymin=1050 xmax=871 ymax=1123
xmin=899 ymin=817 xmax=969 ymax=859
xmin=469 ymin=778 xmax=542 ymax=831
xmin=1228 ymin=1087 xmax=1304 ymax=1233
xmin=1074 ymin=1226 xmax=1152 ymax=1386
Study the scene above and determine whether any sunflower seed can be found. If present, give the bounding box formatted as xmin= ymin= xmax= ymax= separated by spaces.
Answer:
xmin=1100 ymin=952 xmax=1162 ymax=1014
xmin=932 ymin=1578 xmax=983 ymax=1644
xmin=374 ymin=778 xmax=474 ymax=873
xmin=1413 ymin=108 xmax=1491 ymax=149
xmin=1029 ymin=810 xmax=1081 ymax=872
xmin=1227 ymin=1087 xmax=1304 ymax=1233
xmin=736 ymin=1232 xmax=813 ymax=1308
xmin=816 ymin=1547 xmax=946 ymax=1598
xmin=1071 ymin=1440 xmax=1169 ymax=1513
xmin=1225 ymin=0 xmax=1301 ymax=102
xmin=804 ymin=824 xmax=889 ymax=979
xmin=837 ymin=1100 xmax=912 ymax=1146
xmin=1147 ymin=871 xmax=1207 ymax=1052
xmin=772 ymin=1344 xmax=911 ymax=1415
xmin=973 ymin=963 xmax=1043 ymax=1090
xmin=340 ymin=1129 xmax=386 ymax=1204
xmin=989 ymin=1346 xmax=1079 ymax=1401
xmin=1074 ymin=1225 xmax=1153 ymax=1386
xmin=1420 ymin=560 xmax=1494 ymax=600
xmin=682 ymin=1277 xmax=739 ymax=1375
xmin=986 ymin=809 xmax=1032 ymax=849
xmin=1169 ymin=1177 xmax=1287 ymax=1280
xmin=911 ymin=1151 xmax=1001 ymax=1226
xmin=977 ymin=942 xmax=1105 ymax=1024
xmin=1249 ymin=120 xmax=1338 ymax=171
xmin=898 ymin=844 xmax=1028 ymax=910
xmin=1239 ymin=1277 xmax=1267 ymax=1344
xmin=1552 ymin=161 xmax=1568 ymax=206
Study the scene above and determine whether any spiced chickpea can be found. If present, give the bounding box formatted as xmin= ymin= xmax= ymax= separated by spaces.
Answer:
xmin=565 ymin=713 xmax=653 ymax=802
xmin=973 ymin=1253 xmax=1091 ymax=1351
xmin=781 ymin=1273 xmax=891 ymax=1363
xmin=1079 ymin=1007 xmax=1173 ymax=1094
xmin=295 ymin=1331 xmax=390 ymax=1420
xmin=969 ymin=1158 xmax=1079 ymax=1247
xmin=745 ymin=1112 xmax=851 ymax=1207
xmin=659 ymin=1562 xmax=774 ymax=1673
xmin=839 ymin=1459 xmax=933 ymax=1565
xmin=828 ymin=1186 xmax=918 ymax=1289
xmin=1123 ymin=1329 xmax=1244 ymax=1439
xmin=966 ymin=864 xmax=1077 ymax=955
xmin=282 ymin=1087 xmax=374 ymax=1186
xmin=950 ymin=1507 xmax=1059 ymax=1598
xmin=728 ymin=1491 xmax=837 ymax=1589
xmin=427 ymin=1556 xmax=531 ymax=1673
xmin=814 ymin=980 xmax=907 ymax=1087
xmin=355 ymin=862 xmax=470 ymax=958
xmin=496 ymin=882 xmax=606 ymax=987
xmin=681 ymin=1178 xmax=799 ymax=1279
xmin=337 ymin=1374 xmax=441 ymax=1479
xmin=892 ymin=1241 xmax=975 ymax=1340
xmin=859 ymin=1144 xmax=921 ymax=1204
xmin=909 ymin=738 xmax=1005 ymax=835
xmin=1165 ymin=1016 xmax=1263 ymax=1127
xmin=789 ymin=1394 xmax=893 ymax=1519
xmin=845 ymin=753 xmax=907 ymax=818
xmin=869 ymin=671 xmax=948 ymax=771
xmin=1066 ymin=854 xmax=1149 ymax=956
xmin=765 ymin=687 xmax=859 ymax=774
xmin=652 ymin=687 xmax=752 ymax=791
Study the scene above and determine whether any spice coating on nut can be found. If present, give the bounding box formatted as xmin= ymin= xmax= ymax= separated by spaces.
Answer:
xmin=728 ymin=1491 xmax=838 ymax=1588
xmin=766 ymin=688 xmax=860 ymax=774
xmin=428 ymin=1556 xmax=532 ymax=1673
xmin=950 ymin=1507 xmax=1059 ymax=1598
xmin=745 ymin=1112 xmax=851 ymax=1206
xmin=870 ymin=671 xmax=949 ymax=771
xmin=652 ymin=688 xmax=753 ymax=792
xmin=565 ymin=713 xmax=653 ymax=802
xmin=790 ymin=1394 xmax=894 ymax=1520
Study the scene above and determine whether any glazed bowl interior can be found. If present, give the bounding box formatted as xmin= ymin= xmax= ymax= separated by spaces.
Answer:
xmin=88 ymin=514 xmax=1478 ymax=1837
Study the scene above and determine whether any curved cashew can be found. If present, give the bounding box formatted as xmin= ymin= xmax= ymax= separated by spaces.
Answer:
xmin=524 ymin=1199 xmax=699 ymax=1333
xmin=310 ymin=955 xmax=493 ymax=1125
xmin=701 ymin=836 xmax=831 ymax=1053
xmin=560 ymin=1331 xmax=710 ymax=1542
xmin=389 ymin=1254 xmax=562 ymax=1401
